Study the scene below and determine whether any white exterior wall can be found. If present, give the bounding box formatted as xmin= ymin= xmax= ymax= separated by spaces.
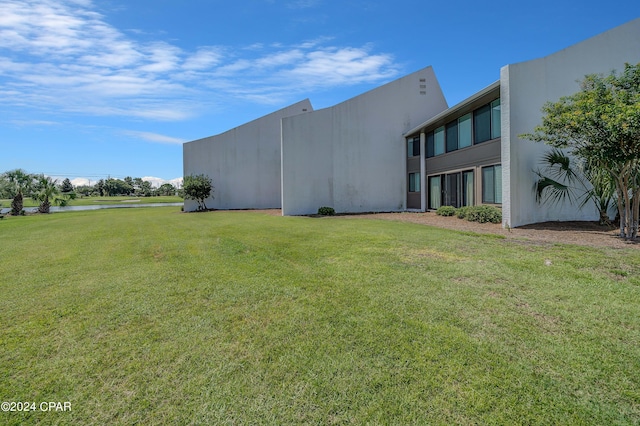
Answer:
xmin=281 ymin=66 xmax=448 ymax=216
xmin=183 ymin=100 xmax=312 ymax=211
xmin=501 ymin=18 xmax=640 ymax=228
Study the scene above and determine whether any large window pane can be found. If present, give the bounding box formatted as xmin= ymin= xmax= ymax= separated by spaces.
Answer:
xmin=426 ymin=132 xmax=434 ymax=158
xmin=429 ymin=176 xmax=441 ymax=209
xmin=474 ymin=104 xmax=491 ymax=144
xmin=491 ymin=99 xmax=501 ymax=139
xmin=482 ymin=165 xmax=502 ymax=204
xmin=445 ymin=173 xmax=460 ymax=207
xmin=409 ymin=172 xmax=420 ymax=192
xmin=495 ymin=165 xmax=502 ymax=203
xmin=482 ymin=166 xmax=495 ymax=203
xmin=458 ymin=113 xmax=472 ymax=148
xmin=434 ymin=126 xmax=445 ymax=156
xmin=407 ymin=137 xmax=420 ymax=157
xmin=463 ymin=170 xmax=474 ymax=206
xmin=446 ymin=120 xmax=458 ymax=152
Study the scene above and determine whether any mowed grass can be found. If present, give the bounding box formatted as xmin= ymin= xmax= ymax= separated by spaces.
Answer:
xmin=0 ymin=208 xmax=639 ymax=425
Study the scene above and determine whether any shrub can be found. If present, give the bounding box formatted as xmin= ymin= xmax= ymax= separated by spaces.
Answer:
xmin=435 ymin=205 xmax=456 ymax=216
xmin=317 ymin=206 xmax=335 ymax=216
xmin=464 ymin=205 xmax=502 ymax=224
xmin=183 ymin=174 xmax=213 ymax=211
xmin=456 ymin=206 xmax=470 ymax=219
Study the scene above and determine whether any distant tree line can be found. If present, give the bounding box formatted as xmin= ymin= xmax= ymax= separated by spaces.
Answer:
xmin=1 ymin=170 xmax=182 ymax=215
xmin=76 ymin=176 xmax=180 ymax=197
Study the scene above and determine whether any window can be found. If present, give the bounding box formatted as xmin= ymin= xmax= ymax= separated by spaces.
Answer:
xmin=407 ymin=137 xmax=420 ymax=157
xmin=426 ymin=132 xmax=434 ymax=158
xmin=446 ymin=120 xmax=458 ymax=152
xmin=428 ymin=176 xmax=442 ymax=209
xmin=482 ymin=165 xmax=502 ymax=204
xmin=463 ymin=170 xmax=474 ymax=206
xmin=431 ymin=170 xmax=474 ymax=208
xmin=434 ymin=126 xmax=445 ymax=156
xmin=444 ymin=173 xmax=460 ymax=206
xmin=424 ymin=97 xmax=500 ymax=154
xmin=458 ymin=113 xmax=472 ymax=148
xmin=491 ymin=99 xmax=501 ymax=139
xmin=409 ymin=172 xmax=420 ymax=192
xmin=474 ymin=104 xmax=492 ymax=143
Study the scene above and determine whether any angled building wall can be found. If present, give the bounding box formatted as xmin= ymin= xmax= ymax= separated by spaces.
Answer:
xmin=501 ymin=17 xmax=640 ymax=227
xmin=183 ymin=99 xmax=312 ymax=211
xmin=281 ymin=66 xmax=448 ymax=216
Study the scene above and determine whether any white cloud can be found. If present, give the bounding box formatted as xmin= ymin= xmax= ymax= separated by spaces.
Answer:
xmin=69 ymin=177 xmax=91 ymax=186
xmin=286 ymin=47 xmax=397 ymax=85
xmin=0 ymin=0 xmax=400 ymax=119
xmin=255 ymin=50 xmax=305 ymax=68
xmin=183 ymin=47 xmax=223 ymax=71
xmin=142 ymin=176 xmax=183 ymax=188
xmin=124 ymin=131 xmax=185 ymax=145
xmin=287 ymin=0 xmax=321 ymax=9
xmin=138 ymin=42 xmax=181 ymax=73
xmin=9 ymin=119 xmax=60 ymax=126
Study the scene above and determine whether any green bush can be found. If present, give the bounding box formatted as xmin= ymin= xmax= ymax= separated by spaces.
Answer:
xmin=317 ymin=206 xmax=335 ymax=216
xmin=435 ymin=205 xmax=456 ymax=216
xmin=464 ymin=205 xmax=502 ymax=224
xmin=456 ymin=206 xmax=470 ymax=219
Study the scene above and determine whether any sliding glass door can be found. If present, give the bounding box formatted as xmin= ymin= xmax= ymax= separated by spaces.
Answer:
xmin=444 ymin=173 xmax=460 ymax=207
xmin=429 ymin=170 xmax=474 ymax=209
xmin=462 ymin=170 xmax=474 ymax=206
xmin=428 ymin=176 xmax=441 ymax=210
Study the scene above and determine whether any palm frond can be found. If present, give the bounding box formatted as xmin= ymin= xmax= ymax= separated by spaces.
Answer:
xmin=541 ymin=149 xmax=580 ymax=183
xmin=533 ymin=170 xmax=574 ymax=205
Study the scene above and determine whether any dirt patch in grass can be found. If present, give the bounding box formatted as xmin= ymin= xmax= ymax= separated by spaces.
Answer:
xmin=359 ymin=213 xmax=636 ymax=249
xmin=256 ymin=209 xmax=636 ymax=249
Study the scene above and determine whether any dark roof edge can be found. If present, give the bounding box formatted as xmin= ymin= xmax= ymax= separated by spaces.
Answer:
xmin=404 ymin=80 xmax=500 ymax=136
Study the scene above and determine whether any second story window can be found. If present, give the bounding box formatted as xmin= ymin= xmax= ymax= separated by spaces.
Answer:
xmin=407 ymin=137 xmax=420 ymax=157
xmin=422 ymin=97 xmax=501 ymax=157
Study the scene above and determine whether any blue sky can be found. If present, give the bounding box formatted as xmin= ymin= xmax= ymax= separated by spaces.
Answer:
xmin=1 ymin=0 xmax=638 ymax=187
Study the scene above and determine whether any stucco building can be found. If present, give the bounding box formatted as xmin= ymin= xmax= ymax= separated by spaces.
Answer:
xmin=184 ymin=18 xmax=640 ymax=227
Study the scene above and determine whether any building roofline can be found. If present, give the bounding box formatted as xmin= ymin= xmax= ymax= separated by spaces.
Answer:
xmin=403 ymin=80 xmax=500 ymax=137
xmin=184 ymin=98 xmax=313 ymax=145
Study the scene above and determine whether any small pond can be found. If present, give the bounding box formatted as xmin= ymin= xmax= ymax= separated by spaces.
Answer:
xmin=0 ymin=203 xmax=183 ymax=214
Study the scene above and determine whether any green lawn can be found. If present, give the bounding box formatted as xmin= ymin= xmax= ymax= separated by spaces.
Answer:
xmin=1 ymin=208 xmax=639 ymax=425
xmin=0 ymin=195 xmax=183 ymax=208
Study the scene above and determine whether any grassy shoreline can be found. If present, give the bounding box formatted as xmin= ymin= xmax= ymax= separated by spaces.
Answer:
xmin=0 ymin=195 xmax=183 ymax=208
xmin=1 ymin=207 xmax=638 ymax=424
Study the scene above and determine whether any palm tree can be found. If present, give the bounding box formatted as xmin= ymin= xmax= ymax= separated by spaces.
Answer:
xmin=533 ymin=149 xmax=616 ymax=225
xmin=4 ymin=169 xmax=33 ymax=216
xmin=32 ymin=175 xmax=66 ymax=214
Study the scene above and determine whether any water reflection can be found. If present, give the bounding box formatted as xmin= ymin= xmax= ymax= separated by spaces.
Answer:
xmin=0 ymin=203 xmax=183 ymax=214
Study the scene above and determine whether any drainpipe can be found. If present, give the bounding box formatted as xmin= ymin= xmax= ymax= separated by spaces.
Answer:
xmin=420 ymin=132 xmax=426 ymax=212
